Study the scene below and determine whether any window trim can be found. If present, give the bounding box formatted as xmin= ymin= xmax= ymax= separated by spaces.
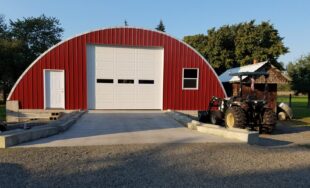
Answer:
xmin=182 ymin=68 xmax=199 ymax=90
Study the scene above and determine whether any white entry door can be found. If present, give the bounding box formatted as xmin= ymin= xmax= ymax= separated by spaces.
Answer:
xmin=45 ymin=70 xmax=65 ymax=109
xmin=87 ymin=46 xmax=164 ymax=109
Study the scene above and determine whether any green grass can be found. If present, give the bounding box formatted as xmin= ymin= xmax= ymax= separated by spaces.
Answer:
xmin=277 ymin=95 xmax=310 ymax=124
xmin=0 ymin=105 xmax=5 ymax=121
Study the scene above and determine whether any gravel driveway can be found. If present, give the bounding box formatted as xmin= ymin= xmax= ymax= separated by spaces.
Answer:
xmin=1 ymin=144 xmax=309 ymax=187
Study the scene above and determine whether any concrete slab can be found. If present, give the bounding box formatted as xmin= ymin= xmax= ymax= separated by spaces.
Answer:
xmin=17 ymin=111 xmax=240 ymax=147
xmin=1 ymin=111 xmax=85 ymax=148
xmin=168 ymin=111 xmax=259 ymax=144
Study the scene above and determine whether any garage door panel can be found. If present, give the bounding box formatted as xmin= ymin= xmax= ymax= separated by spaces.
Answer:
xmin=96 ymin=47 xmax=114 ymax=61
xmin=95 ymin=83 xmax=114 ymax=109
xmin=115 ymin=86 xmax=135 ymax=109
xmin=88 ymin=45 xmax=163 ymax=109
xmin=137 ymin=84 xmax=160 ymax=109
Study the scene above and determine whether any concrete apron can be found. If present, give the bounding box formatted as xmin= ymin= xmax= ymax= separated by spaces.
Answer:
xmin=16 ymin=111 xmax=241 ymax=147
xmin=167 ymin=111 xmax=259 ymax=144
xmin=1 ymin=111 xmax=85 ymax=148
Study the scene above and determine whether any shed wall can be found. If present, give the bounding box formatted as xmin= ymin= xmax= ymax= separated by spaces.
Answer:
xmin=9 ymin=28 xmax=226 ymax=110
xmin=232 ymin=83 xmax=277 ymax=111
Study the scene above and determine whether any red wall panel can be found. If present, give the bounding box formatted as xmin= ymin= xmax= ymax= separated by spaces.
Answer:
xmin=9 ymin=27 xmax=226 ymax=110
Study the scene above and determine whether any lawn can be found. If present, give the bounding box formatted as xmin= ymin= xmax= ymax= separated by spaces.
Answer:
xmin=277 ymin=95 xmax=310 ymax=124
xmin=0 ymin=104 xmax=5 ymax=121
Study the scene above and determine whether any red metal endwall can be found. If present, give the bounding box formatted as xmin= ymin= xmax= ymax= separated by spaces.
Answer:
xmin=9 ymin=27 xmax=226 ymax=110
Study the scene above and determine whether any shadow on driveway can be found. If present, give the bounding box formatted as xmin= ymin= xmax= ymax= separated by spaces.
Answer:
xmin=3 ymin=143 xmax=310 ymax=187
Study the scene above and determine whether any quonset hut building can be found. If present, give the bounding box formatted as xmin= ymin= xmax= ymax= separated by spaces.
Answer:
xmin=6 ymin=27 xmax=226 ymax=121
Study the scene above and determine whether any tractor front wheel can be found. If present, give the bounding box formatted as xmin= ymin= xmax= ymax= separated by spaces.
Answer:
xmin=225 ymin=106 xmax=246 ymax=128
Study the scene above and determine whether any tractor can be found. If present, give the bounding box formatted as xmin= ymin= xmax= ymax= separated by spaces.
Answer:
xmin=198 ymin=72 xmax=277 ymax=133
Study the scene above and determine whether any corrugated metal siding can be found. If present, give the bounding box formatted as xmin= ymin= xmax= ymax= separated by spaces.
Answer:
xmin=9 ymin=27 xmax=226 ymax=110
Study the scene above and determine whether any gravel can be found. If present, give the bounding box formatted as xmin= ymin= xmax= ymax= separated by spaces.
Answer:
xmin=0 ymin=143 xmax=309 ymax=187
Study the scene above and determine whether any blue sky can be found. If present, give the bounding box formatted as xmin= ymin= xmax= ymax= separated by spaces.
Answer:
xmin=1 ymin=0 xmax=309 ymax=65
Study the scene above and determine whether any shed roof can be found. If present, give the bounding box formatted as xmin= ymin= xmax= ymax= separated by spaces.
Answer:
xmin=219 ymin=61 xmax=268 ymax=83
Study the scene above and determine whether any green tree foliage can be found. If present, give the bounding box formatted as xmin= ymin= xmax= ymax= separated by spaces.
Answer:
xmin=183 ymin=34 xmax=208 ymax=57
xmin=155 ymin=20 xmax=165 ymax=32
xmin=183 ymin=20 xmax=288 ymax=74
xmin=10 ymin=14 xmax=64 ymax=68
xmin=287 ymin=54 xmax=310 ymax=108
xmin=0 ymin=15 xmax=7 ymax=37
xmin=0 ymin=14 xmax=63 ymax=100
xmin=0 ymin=16 xmax=23 ymax=100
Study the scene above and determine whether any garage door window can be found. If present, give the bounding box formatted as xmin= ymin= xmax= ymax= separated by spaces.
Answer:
xmin=183 ymin=68 xmax=199 ymax=90
xmin=139 ymin=80 xmax=154 ymax=84
xmin=97 ymin=79 xmax=113 ymax=83
xmin=118 ymin=79 xmax=134 ymax=84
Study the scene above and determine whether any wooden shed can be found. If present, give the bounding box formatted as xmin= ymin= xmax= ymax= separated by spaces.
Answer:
xmin=219 ymin=61 xmax=290 ymax=111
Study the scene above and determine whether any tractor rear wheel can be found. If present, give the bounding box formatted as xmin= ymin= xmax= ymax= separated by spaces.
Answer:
xmin=262 ymin=109 xmax=277 ymax=133
xmin=225 ymin=106 xmax=246 ymax=128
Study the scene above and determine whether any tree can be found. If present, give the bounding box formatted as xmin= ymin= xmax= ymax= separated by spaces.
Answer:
xmin=155 ymin=20 xmax=165 ymax=32
xmin=0 ymin=16 xmax=23 ymax=101
xmin=0 ymin=15 xmax=7 ymax=37
xmin=234 ymin=21 xmax=288 ymax=69
xmin=10 ymin=14 xmax=64 ymax=69
xmin=0 ymin=14 xmax=64 ymax=100
xmin=287 ymin=54 xmax=310 ymax=108
xmin=183 ymin=20 xmax=288 ymax=74
xmin=183 ymin=34 xmax=208 ymax=56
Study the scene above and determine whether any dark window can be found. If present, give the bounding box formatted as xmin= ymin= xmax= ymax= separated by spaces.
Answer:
xmin=183 ymin=79 xmax=197 ymax=88
xmin=97 ymin=79 xmax=113 ymax=83
xmin=139 ymin=80 xmax=154 ymax=84
xmin=184 ymin=69 xmax=197 ymax=78
xmin=183 ymin=68 xmax=199 ymax=89
xmin=118 ymin=79 xmax=134 ymax=84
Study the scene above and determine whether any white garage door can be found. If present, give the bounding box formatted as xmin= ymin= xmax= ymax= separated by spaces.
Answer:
xmin=87 ymin=45 xmax=164 ymax=109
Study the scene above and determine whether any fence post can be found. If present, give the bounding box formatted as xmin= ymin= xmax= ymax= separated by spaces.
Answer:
xmin=289 ymin=94 xmax=292 ymax=107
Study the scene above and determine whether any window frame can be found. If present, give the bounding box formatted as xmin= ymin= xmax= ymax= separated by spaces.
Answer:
xmin=182 ymin=68 xmax=199 ymax=90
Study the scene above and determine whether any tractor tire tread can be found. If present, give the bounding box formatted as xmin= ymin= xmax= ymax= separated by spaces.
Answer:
xmin=262 ymin=109 xmax=277 ymax=133
xmin=225 ymin=106 xmax=246 ymax=128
